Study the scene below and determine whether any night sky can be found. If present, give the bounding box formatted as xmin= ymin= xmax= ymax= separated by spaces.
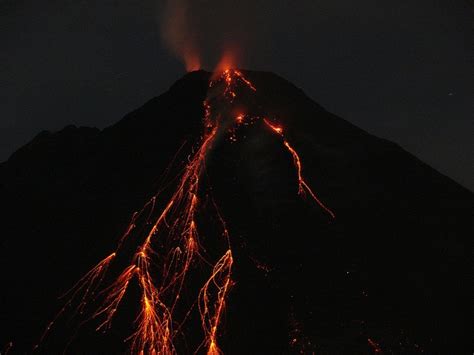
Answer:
xmin=1 ymin=0 xmax=473 ymax=189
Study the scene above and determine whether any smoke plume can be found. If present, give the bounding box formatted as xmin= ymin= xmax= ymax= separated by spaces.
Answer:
xmin=161 ymin=0 xmax=201 ymax=71
xmin=160 ymin=0 xmax=262 ymax=71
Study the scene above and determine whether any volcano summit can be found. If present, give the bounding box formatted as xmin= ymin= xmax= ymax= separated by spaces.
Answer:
xmin=0 ymin=70 xmax=472 ymax=354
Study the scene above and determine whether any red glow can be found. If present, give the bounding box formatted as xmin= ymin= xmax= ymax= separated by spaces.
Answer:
xmin=214 ymin=51 xmax=237 ymax=74
xmin=185 ymin=54 xmax=201 ymax=72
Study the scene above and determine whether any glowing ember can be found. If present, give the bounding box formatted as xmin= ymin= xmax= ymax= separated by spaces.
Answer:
xmin=368 ymin=337 xmax=383 ymax=353
xmin=38 ymin=68 xmax=335 ymax=353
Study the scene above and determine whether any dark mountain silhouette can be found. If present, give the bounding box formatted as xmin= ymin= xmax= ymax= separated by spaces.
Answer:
xmin=1 ymin=70 xmax=472 ymax=354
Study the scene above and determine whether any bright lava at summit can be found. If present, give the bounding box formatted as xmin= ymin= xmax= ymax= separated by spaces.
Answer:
xmin=37 ymin=69 xmax=335 ymax=354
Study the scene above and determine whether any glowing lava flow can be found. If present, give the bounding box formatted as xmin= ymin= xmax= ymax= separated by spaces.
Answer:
xmin=218 ymin=68 xmax=256 ymax=100
xmin=38 ymin=69 xmax=335 ymax=354
xmin=263 ymin=118 xmax=336 ymax=219
xmin=199 ymin=249 xmax=233 ymax=355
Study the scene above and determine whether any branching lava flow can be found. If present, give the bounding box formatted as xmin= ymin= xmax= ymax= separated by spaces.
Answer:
xmin=37 ymin=69 xmax=335 ymax=354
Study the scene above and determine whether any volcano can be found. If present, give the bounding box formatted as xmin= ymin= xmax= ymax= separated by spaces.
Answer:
xmin=0 ymin=70 xmax=472 ymax=354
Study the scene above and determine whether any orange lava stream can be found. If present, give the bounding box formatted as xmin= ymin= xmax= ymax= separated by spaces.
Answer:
xmin=94 ymin=264 xmax=136 ymax=331
xmin=283 ymin=141 xmax=336 ymax=219
xmin=213 ymin=69 xmax=256 ymax=101
xmin=263 ymin=119 xmax=336 ymax=219
xmin=39 ymin=68 xmax=335 ymax=354
xmin=107 ymin=126 xmax=219 ymax=354
xmin=34 ymin=252 xmax=116 ymax=349
xmin=198 ymin=249 xmax=233 ymax=355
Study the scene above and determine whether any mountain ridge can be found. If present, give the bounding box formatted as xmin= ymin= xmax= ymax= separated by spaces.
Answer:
xmin=1 ymin=70 xmax=472 ymax=354
xmin=4 ymin=70 xmax=471 ymax=193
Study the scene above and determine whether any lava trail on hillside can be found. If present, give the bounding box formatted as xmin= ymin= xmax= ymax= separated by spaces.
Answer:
xmin=35 ymin=69 xmax=335 ymax=354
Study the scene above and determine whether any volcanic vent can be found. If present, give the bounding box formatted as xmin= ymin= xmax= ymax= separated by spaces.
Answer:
xmin=0 ymin=70 xmax=472 ymax=354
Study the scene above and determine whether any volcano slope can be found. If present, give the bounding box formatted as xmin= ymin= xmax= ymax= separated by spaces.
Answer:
xmin=0 ymin=70 xmax=472 ymax=354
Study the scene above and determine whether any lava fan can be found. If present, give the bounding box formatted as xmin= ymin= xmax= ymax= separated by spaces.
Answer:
xmin=35 ymin=69 xmax=334 ymax=354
